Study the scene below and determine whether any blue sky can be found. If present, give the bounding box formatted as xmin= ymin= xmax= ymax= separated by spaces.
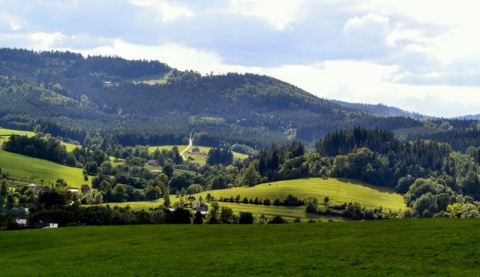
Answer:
xmin=1 ymin=0 xmax=479 ymax=117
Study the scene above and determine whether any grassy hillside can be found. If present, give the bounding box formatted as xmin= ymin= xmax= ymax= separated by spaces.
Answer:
xmin=0 ymin=127 xmax=35 ymax=147
xmin=194 ymin=178 xmax=406 ymax=210
xmin=0 ymin=127 xmax=35 ymax=137
xmin=150 ymin=144 xmax=248 ymax=166
xmin=1 ymin=219 xmax=479 ymax=276
xmin=100 ymin=178 xmax=406 ymax=221
xmin=0 ymin=149 xmax=85 ymax=187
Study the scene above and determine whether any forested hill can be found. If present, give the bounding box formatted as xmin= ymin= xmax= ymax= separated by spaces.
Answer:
xmin=0 ymin=48 xmax=475 ymax=149
xmin=329 ymin=100 xmax=432 ymax=120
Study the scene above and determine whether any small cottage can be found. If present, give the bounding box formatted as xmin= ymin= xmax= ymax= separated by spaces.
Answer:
xmin=190 ymin=147 xmax=200 ymax=154
xmin=67 ymin=188 xmax=79 ymax=195
xmin=192 ymin=201 xmax=208 ymax=212
xmin=81 ymin=184 xmax=91 ymax=195
xmin=28 ymin=183 xmax=38 ymax=192
xmin=147 ymin=159 xmax=160 ymax=167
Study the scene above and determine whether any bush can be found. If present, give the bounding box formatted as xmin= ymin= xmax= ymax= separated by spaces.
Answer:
xmin=238 ymin=212 xmax=254 ymax=224
xmin=268 ymin=215 xmax=287 ymax=224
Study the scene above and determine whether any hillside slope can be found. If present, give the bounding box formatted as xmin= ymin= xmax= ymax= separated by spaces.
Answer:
xmin=0 ymin=48 xmax=452 ymax=147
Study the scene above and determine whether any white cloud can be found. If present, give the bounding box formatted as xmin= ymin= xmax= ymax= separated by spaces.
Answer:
xmin=130 ymin=0 xmax=194 ymax=22
xmin=0 ymin=32 xmax=66 ymax=49
xmin=343 ymin=13 xmax=391 ymax=55
xmin=229 ymin=0 xmax=302 ymax=31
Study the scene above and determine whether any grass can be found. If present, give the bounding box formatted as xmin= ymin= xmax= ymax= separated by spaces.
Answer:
xmin=0 ymin=127 xmax=35 ymax=137
xmin=193 ymin=178 xmax=406 ymax=210
xmin=62 ymin=142 xmax=79 ymax=152
xmin=96 ymin=199 xmax=164 ymax=211
xmin=129 ymin=70 xmax=172 ymax=85
xmin=0 ymin=127 xmax=35 ymax=148
xmin=150 ymin=144 xmax=248 ymax=166
xmin=0 ymin=127 xmax=78 ymax=152
xmin=0 ymin=149 xmax=85 ymax=187
xmin=1 ymin=219 xmax=479 ymax=276
xmin=97 ymin=178 xmax=406 ymax=221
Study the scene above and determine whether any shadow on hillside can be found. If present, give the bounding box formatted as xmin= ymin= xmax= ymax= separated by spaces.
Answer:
xmin=335 ymin=177 xmax=400 ymax=195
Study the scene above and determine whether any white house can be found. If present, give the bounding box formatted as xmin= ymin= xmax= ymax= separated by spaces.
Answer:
xmin=192 ymin=201 xmax=208 ymax=212
xmin=28 ymin=183 xmax=38 ymax=192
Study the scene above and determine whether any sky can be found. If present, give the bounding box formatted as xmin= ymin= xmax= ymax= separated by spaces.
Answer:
xmin=1 ymin=0 xmax=480 ymax=117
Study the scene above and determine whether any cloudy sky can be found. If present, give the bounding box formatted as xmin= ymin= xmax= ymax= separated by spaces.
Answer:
xmin=1 ymin=0 xmax=479 ymax=117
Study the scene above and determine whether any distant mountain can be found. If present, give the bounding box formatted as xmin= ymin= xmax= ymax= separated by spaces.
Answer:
xmin=454 ymin=114 xmax=480 ymax=120
xmin=329 ymin=100 xmax=433 ymax=120
xmin=0 ymin=48 xmax=474 ymax=148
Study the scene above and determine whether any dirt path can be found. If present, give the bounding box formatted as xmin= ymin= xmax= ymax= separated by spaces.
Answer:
xmin=180 ymin=137 xmax=193 ymax=161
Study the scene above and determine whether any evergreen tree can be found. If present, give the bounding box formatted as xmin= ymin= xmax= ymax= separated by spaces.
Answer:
xmin=163 ymin=191 xmax=171 ymax=208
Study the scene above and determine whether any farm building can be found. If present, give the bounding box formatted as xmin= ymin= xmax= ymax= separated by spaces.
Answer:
xmin=146 ymin=159 xmax=160 ymax=167
xmin=36 ymin=186 xmax=51 ymax=195
xmin=67 ymin=188 xmax=79 ymax=195
xmin=151 ymin=169 xmax=162 ymax=175
xmin=81 ymin=184 xmax=91 ymax=195
xmin=192 ymin=201 xmax=208 ymax=212
xmin=16 ymin=219 xmax=27 ymax=227
xmin=28 ymin=183 xmax=38 ymax=192
xmin=189 ymin=147 xmax=200 ymax=154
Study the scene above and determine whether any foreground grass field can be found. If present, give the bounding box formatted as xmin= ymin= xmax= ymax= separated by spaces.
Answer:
xmin=1 ymin=219 xmax=479 ymax=276
xmin=0 ymin=150 xmax=85 ymax=187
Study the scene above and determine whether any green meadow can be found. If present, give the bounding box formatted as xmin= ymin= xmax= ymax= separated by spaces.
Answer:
xmin=1 ymin=219 xmax=479 ymax=276
xmin=149 ymin=145 xmax=248 ymax=166
xmin=0 ymin=127 xmax=36 ymax=137
xmin=0 ymin=127 xmax=78 ymax=152
xmin=0 ymin=150 xmax=85 ymax=187
xmin=194 ymin=178 xmax=406 ymax=210
xmin=100 ymin=178 xmax=405 ymax=221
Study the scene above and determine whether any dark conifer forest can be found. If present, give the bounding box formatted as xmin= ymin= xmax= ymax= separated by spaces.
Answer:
xmin=4 ymin=47 xmax=473 ymax=149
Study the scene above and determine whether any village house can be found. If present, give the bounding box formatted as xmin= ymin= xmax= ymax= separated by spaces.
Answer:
xmin=16 ymin=219 xmax=27 ymax=227
xmin=151 ymin=169 xmax=162 ymax=175
xmin=189 ymin=147 xmax=200 ymax=154
xmin=81 ymin=184 xmax=91 ymax=195
xmin=67 ymin=188 xmax=79 ymax=196
xmin=28 ymin=183 xmax=38 ymax=193
xmin=146 ymin=159 xmax=159 ymax=167
xmin=36 ymin=186 xmax=51 ymax=195
xmin=192 ymin=200 xmax=208 ymax=211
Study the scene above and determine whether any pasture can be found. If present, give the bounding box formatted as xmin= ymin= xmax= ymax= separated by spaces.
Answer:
xmin=194 ymin=178 xmax=406 ymax=210
xmin=97 ymin=178 xmax=406 ymax=221
xmin=0 ymin=127 xmax=35 ymax=137
xmin=150 ymin=144 xmax=248 ymax=166
xmin=1 ymin=219 xmax=479 ymax=276
xmin=0 ymin=150 xmax=85 ymax=187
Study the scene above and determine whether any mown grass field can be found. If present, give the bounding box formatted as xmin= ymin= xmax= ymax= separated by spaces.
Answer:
xmin=1 ymin=219 xmax=479 ymax=276
xmin=101 ymin=178 xmax=406 ymax=221
xmin=194 ymin=178 xmax=406 ymax=210
xmin=0 ymin=149 xmax=85 ymax=187
xmin=0 ymin=127 xmax=35 ymax=148
xmin=149 ymin=145 xmax=248 ymax=166
xmin=129 ymin=71 xmax=172 ymax=85
xmin=0 ymin=127 xmax=78 ymax=152
xmin=0 ymin=127 xmax=36 ymax=137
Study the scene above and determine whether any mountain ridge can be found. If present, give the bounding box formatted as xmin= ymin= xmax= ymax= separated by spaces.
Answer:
xmin=0 ymin=48 xmax=474 ymax=148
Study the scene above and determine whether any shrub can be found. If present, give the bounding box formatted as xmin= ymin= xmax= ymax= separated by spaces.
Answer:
xmin=238 ymin=212 xmax=254 ymax=224
xmin=268 ymin=215 xmax=287 ymax=224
